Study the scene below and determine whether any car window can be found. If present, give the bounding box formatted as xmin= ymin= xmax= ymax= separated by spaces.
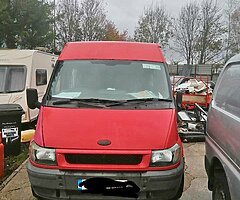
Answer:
xmin=215 ymin=63 xmax=240 ymax=117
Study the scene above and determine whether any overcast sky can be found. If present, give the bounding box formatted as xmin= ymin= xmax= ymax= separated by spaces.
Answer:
xmin=104 ymin=0 xmax=225 ymax=36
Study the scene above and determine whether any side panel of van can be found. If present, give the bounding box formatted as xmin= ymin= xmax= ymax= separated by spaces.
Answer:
xmin=29 ymin=52 xmax=56 ymax=122
xmin=206 ymin=62 xmax=240 ymax=199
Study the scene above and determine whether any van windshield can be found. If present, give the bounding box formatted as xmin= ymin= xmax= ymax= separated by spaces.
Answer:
xmin=0 ymin=66 xmax=26 ymax=93
xmin=49 ymin=60 xmax=171 ymax=101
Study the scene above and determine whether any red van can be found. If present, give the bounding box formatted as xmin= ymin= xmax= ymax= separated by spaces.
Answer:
xmin=26 ymin=41 xmax=184 ymax=200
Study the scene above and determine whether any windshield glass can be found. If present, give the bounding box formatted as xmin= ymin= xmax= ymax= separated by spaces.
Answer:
xmin=0 ymin=66 xmax=26 ymax=93
xmin=49 ymin=60 xmax=170 ymax=101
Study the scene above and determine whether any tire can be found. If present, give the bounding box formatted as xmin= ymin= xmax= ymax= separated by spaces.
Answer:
xmin=212 ymin=171 xmax=231 ymax=200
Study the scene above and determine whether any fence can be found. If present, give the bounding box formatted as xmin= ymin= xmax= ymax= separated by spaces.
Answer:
xmin=168 ymin=64 xmax=224 ymax=82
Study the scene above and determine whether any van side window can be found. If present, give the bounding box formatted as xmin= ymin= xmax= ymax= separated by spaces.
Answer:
xmin=36 ymin=69 xmax=47 ymax=86
xmin=215 ymin=64 xmax=240 ymax=117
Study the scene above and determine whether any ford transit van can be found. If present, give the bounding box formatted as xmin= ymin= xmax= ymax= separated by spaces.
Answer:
xmin=26 ymin=41 xmax=184 ymax=200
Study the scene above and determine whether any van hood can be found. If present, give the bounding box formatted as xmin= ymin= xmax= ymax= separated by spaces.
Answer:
xmin=38 ymin=107 xmax=178 ymax=150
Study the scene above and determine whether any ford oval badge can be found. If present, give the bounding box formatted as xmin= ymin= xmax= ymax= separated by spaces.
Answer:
xmin=97 ymin=139 xmax=111 ymax=146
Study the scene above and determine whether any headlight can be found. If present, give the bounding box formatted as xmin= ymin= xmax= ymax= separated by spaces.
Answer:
xmin=29 ymin=141 xmax=56 ymax=165
xmin=150 ymin=143 xmax=181 ymax=167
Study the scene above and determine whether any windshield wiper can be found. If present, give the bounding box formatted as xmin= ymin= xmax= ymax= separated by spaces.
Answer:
xmin=105 ymin=98 xmax=172 ymax=107
xmin=125 ymin=98 xmax=172 ymax=102
xmin=51 ymin=98 xmax=125 ymax=108
xmin=51 ymin=98 xmax=172 ymax=108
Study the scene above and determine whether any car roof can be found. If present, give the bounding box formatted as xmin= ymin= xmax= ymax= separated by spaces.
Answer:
xmin=58 ymin=41 xmax=165 ymax=62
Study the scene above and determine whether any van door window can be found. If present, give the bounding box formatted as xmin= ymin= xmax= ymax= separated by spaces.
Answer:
xmin=215 ymin=64 xmax=240 ymax=117
xmin=0 ymin=66 xmax=26 ymax=93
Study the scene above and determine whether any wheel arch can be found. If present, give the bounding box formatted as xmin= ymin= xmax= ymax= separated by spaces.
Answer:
xmin=208 ymin=157 xmax=225 ymax=191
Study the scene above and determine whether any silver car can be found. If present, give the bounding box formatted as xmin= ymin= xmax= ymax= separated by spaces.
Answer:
xmin=205 ymin=54 xmax=240 ymax=200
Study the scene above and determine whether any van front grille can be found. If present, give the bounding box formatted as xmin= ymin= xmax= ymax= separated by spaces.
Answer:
xmin=65 ymin=154 xmax=142 ymax=165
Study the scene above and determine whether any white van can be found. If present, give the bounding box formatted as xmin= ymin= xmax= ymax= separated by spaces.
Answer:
xmin=0 ymin=49 xmax=58 ymax=129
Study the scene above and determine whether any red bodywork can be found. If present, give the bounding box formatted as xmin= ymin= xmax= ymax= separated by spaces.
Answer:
xmin=59 ymin=41 xmax=165 ymax=62
xmin=33 ymin=41 xmax=182 ymax=171
xmin=34 ymin=107 xmax=181 ymax=171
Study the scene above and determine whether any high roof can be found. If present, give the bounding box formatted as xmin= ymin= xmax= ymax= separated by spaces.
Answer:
xmin=58 ymin=41 xmax=165 ymax=62
xmin=226 ymin=53 xmax=240 ymax=64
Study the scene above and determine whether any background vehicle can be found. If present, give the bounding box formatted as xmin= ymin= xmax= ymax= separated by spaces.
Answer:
xmin=171 ymin=76 xmax=213 ymax=110
xmin=205 ymin=53 xmax=240 ymax=200
xmin=0 ymin=49 xmax=57 ymax=129
xmin=27 ymin=41 xmax=184 ymax=200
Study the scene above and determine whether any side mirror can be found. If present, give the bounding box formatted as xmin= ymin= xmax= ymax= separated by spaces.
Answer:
xmin=26 ymin=88 xmax=41 ymax=109
xmin=175 ymin=91 xmax=183 ymax=111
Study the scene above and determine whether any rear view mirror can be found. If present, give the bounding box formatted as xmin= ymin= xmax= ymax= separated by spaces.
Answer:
xmin=175 ymin=91 xmax=183 ymax=111
xmin=27 ymin=89 xmax=41 ymax=109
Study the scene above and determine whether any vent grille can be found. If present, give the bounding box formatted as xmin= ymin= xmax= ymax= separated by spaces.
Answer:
xmin=65 ymin=154 xmax=142 ymax=165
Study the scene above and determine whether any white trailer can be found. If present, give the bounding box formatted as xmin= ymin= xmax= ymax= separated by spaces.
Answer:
xmin=0 ymin=49 xmax=58 ymax=129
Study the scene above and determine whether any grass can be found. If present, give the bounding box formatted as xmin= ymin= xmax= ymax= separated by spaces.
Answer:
xmin=0 ymin=143 xmax=29 ymax=185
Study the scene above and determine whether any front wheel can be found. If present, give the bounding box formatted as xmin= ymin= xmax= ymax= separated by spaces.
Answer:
xmin=212 ymin=171 xmax=231 ymax=200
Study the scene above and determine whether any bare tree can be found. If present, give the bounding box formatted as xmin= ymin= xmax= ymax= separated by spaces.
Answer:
xmin=80 ymin=0 xmax=108 ymax=41
xmin=173 ymin=2 xmax=200 ymax=64
xmin=196 ymin=0 xmax=225 ymax=64
xmin=55 ymin=0 xmax=82 ymax=48
xmin=230 ymin=8 xmax=240 ymax=54
xmin=55 ymin=0 xmax=109 ymax=48
xmin=173 ymin=0 xmax=225 ymax=64
xmin=225 ymin=0 xmax=240 ymax=60
xmin=134 ymin=3 xmax=171 ymax=48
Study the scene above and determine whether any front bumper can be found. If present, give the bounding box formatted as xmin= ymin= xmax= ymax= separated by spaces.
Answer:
xmin=27 ymin=161 xmax=184 ymax=200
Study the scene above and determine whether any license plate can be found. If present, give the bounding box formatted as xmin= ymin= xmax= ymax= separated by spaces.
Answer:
xmin=77 ymin=178 xmax=128 ymax=191
xmin=2 ymin=128 xmax=18 ymax=138
xmin=77 ymin=179 xmax=87 ymax=191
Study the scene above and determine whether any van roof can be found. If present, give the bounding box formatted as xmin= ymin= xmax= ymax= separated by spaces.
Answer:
xmin=227 ymin=53 xmax=240 ymax=64
xmin=59 ymin=41 xmax=165 ymax=62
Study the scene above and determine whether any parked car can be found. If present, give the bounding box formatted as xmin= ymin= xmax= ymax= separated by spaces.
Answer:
xmin=0 ymin=49 xmax=58 ymax=129
xmin=205 ymin=53 xmax=240 ymax=200
xmin=26 ymin=41 xmax=184 ymax=200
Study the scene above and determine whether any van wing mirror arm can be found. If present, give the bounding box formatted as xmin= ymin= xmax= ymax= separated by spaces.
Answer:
xmin=35 ymin=101 xmax=41 ymax=109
